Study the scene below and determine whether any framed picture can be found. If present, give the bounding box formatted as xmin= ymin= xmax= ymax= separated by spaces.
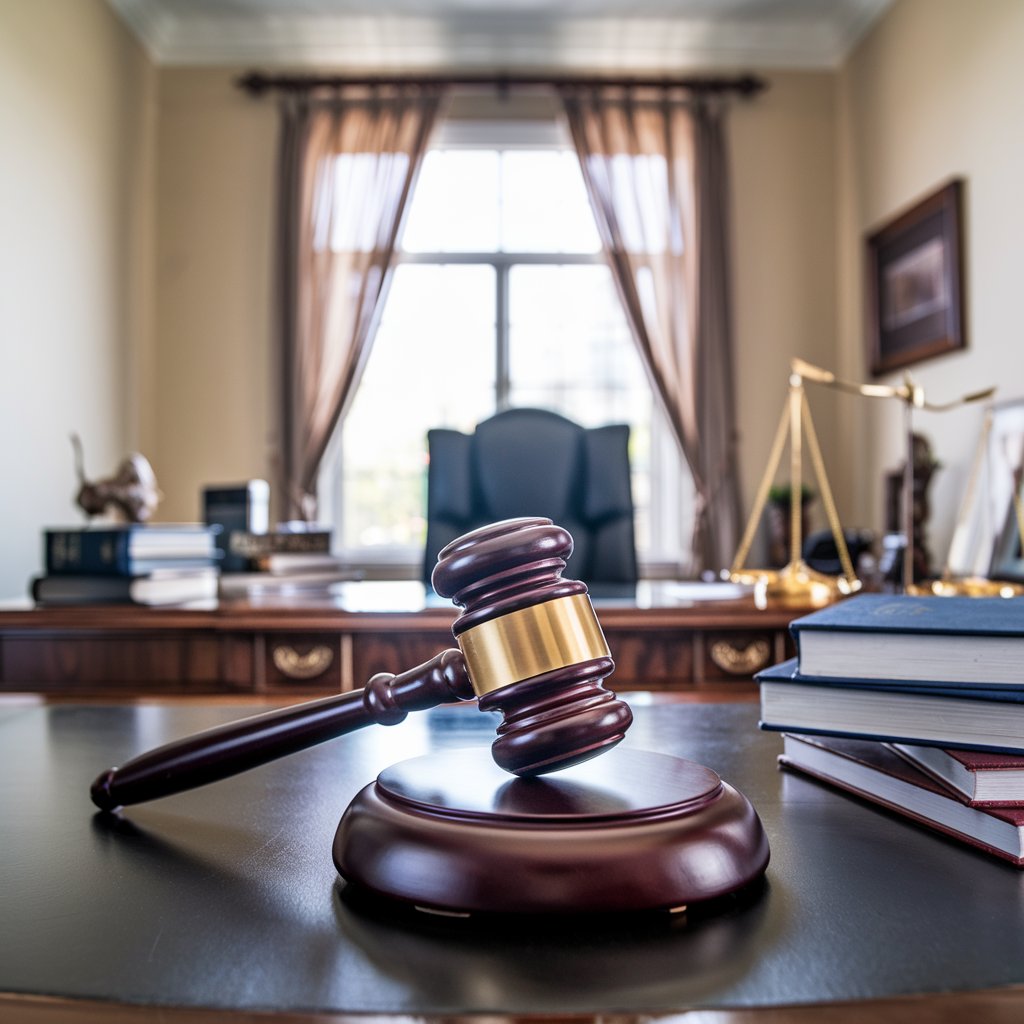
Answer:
xmin=943 ymin=398 xmax=1024 ymax=582
xmin=865 ymin=179 xmax=966 ymax=377
xmin=987 ymin=399 xmax=1024 ymax=582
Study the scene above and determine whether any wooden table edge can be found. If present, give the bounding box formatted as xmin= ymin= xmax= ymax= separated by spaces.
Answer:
xmin=4 ymin=987 xmax=1024 ymax=1023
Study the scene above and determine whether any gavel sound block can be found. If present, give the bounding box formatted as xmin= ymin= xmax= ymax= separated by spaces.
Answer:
xmin=91 ymin=518 xmax=769 ymax=916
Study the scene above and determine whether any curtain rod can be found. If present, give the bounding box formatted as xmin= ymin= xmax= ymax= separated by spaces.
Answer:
xmin=237 ymin=70 xmax=767 ymax=98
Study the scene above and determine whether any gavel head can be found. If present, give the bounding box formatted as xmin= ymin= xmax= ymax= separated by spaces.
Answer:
xmin=432 ymin=517 xmax=633 ymax=777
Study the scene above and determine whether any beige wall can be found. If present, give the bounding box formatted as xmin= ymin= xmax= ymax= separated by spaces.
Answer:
xmin=151 ymin=70 xmax=277 ymax=524
xmin=0 ymin=0 xmax=155 ymax=599
xmin=730 ymin=71 xmax=841 ymax=548
xmin=838 ymin=0 xmax=1024 ymax=575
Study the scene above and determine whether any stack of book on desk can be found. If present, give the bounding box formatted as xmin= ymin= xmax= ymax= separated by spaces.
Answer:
xmin=33 ymin=524 xmax=220 ymax=606
xmin=757 ymin=593 xmax=1024 ymax=865
xmin=218 ymin=529 xmax=359 ymax=595
xmin=227 ymin=528 xmax=332 ymax=568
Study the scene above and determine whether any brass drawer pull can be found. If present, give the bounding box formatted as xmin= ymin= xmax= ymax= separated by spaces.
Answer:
xmin=710 ymin=638 xmax=770 ymax=676
xmin=272 ymin=643 xmax=334 ymax=680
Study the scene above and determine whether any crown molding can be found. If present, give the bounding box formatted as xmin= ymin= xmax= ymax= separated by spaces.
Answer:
xmin=106 ymin=0 xmax=892 ymax=71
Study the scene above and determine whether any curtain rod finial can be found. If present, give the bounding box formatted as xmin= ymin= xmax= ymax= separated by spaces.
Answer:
xmin=238 ymin=71 xmax=270 ymax=96
xmin=737 ymin=74 xmax=767 ymax=97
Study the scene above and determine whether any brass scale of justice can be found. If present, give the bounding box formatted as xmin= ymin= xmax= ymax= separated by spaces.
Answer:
xmin=728 ymin=357 xmax=1021 ymax=605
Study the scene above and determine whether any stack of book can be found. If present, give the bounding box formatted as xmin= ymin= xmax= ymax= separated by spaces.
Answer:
xmin=33 ymin=524 xmax=220 ymax=606
xmin=217 ymin=528 xmax=358 ymax=595
xmin=757 ymin=593 xmax=1024 ymax=866
xmin=226 ymin=527 xmax=332 ymax=569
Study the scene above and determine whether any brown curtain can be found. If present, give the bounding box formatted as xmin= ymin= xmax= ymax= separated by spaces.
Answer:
xmin=559 ymin=87 xmax=742 ymax=574
xmin=275 ymin=86 xmax=444 ymax=519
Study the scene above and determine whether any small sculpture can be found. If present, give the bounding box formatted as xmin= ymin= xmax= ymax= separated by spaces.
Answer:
xmin=71 ymin=433 xmax=161 ymax=523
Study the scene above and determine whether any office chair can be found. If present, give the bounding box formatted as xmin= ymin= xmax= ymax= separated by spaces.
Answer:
xmin=423 ymin=408 xmax=638 ymax=596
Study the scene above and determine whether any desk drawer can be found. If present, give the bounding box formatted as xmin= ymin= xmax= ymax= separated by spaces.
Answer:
xmin=0 ymin=631 xmax=224 ymax=692
xmin=605 ymin=630 xmax=695 ymax=690
xmin=351 ymin=631 xmax=456 ymax=687
xmin=700 ymin=629 xmax=788 ymax=684
xmin=262 ymin=634 xmax=342 ymax=691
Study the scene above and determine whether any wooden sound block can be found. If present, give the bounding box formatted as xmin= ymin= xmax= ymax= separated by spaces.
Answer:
xmin=333 ymin=747 xmax=769 ymax=916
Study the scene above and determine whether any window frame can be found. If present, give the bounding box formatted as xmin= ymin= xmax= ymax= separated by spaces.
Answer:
xmin=319 ymin=117 xmax=692 ymax=580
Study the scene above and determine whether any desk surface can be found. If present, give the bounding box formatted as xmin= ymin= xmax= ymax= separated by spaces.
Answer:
xmin=2 ymin=696 xmax=1023 ymax=1022
xmin=0 ymin=579 xmax=791 ymax=627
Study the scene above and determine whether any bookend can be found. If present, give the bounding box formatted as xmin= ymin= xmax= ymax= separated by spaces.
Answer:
xmin=333 ymin=518 xmax=770 ymax=917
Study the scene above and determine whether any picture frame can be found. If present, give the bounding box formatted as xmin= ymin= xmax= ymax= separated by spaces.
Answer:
xmin=865 ymin=179 xmax=966 ymax=377
xmin=987 ymin=399 xmax=1024 ymax=582
xmin=943 ymin=398 xmax=1024 ymax=582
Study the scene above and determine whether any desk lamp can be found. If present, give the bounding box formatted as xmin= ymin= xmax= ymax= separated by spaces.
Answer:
xmin=729 ymin=359 xmax=861 ymax=607
xmin=91 ymin=518 xmax=769 ymax=917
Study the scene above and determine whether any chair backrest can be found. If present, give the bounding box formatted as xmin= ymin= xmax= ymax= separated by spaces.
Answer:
xmin=423 ymin=408 xmax=638 ymax=594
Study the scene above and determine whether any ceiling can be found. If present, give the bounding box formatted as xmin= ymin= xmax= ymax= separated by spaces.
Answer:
xmin=106 ymin=0 xmax=893 ymax=71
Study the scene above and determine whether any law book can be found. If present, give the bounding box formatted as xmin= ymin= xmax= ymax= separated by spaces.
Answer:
xmin=202 ymin=481 xmax=270 ymax=572
xmin=216 ymin=568 xmax=359 ymax=597
xmin=32 ymin=568 xmax=219 ymax=607
xmin=227 ymin=530 xmax=332 ymax=559
xmin=44 ymin=525 xmax=219 ymax=576
xmin=758 ymin=658 xmax=1024 ymax=755
xmin=889 ymin=743 xmax=1024 ymax=807
xmin=255 ymin=552 xmax=348 ymax=574
xmin=778 ymin=733 xmax=1024 ymax=867
xmin=790 ymin=593 xmax=1024 ymax=686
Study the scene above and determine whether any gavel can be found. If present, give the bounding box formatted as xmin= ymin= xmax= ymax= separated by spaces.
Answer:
xmin=90 ymin=518 xmax=633 ymax=811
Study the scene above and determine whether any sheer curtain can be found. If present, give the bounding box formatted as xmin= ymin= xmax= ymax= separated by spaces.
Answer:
xmin=559 ymin=86 xmax=742 ymax=574
xmin=275 ymin=86 xmax=444 ymax=519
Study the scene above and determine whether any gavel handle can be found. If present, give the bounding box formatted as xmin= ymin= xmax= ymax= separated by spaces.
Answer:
xmin=90 ymin=649 xmax=473 ymax=811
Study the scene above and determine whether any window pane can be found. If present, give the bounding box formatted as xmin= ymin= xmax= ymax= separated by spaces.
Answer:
xmin=338 ymin=264 xmax=496 ymax=549
xmin=500 ymin=151 xmax=601 ymax=254
xmin=401 ymin=150 xmax=500 ymax=253
xmin=508 ymin=264 xmax=656 ymax=553
xmin=508 ymin=265 xmax=648 ymax=423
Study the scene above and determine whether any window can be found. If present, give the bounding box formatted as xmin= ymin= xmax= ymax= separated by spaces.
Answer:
xmin=318 ymin=119 xmax=691 ymax=576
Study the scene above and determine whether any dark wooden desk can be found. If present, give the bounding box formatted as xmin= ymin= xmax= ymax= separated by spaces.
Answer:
xmin=2 ymin=696 xmax=1023 ymax=1023
xmin=0 ymin=583 xmax=803 ymax=696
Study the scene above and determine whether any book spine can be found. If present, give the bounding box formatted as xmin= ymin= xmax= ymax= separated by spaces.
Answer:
xmin=32 ymin=575 xmax=133 ymax=603
xmin=45 ymin=531 xmax=133 ymax=576
xmin=228 ymin=532 xmax=332 ymax=558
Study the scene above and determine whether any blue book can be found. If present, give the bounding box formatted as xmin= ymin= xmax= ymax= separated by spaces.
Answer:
xmin=44 ymin=525 xmax=219 ymax=576
xmin=790 ymin=593 xmax=1024 ymax=685
xmin=758 ymin=658 xmax=1024 ymax=755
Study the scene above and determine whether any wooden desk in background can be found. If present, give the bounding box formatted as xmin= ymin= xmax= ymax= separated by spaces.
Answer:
xmin=1 ymin=696 xmax=1023 ymax=1023
xmin=0 ymin=582 xmax=803 ymax=696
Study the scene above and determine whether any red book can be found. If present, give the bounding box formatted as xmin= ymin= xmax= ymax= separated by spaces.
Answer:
xmin=889 ymin=743 xmax=1024 ymax=806
xmin=779 ymin=733 xmax=1024 ymax=867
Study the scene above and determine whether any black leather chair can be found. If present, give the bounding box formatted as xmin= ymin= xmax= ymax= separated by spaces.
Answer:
xmin=423 ymin=408 xmax=638 ymax=596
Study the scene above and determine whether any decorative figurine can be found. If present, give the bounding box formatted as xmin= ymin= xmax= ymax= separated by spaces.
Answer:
xmin=71 ymin=433 xmax=161 ymax=522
